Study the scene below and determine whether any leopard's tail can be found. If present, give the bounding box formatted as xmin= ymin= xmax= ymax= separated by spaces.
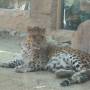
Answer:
xmin=0 ymin=60 xmax=24 ymax=68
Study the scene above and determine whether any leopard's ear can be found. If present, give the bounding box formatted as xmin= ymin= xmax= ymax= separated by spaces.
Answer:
xmin=27 ymin=26 xmax=46 ymax=35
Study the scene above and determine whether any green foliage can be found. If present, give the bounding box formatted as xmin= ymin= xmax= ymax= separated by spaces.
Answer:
xmin=80 ymin=12 xmax=90 ymax=22
xmin=0 ymin=0 xmax=9 ymax=8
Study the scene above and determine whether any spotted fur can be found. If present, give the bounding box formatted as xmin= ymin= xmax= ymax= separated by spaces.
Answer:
xmin=47 ymin=48 xmax=90 ymax=86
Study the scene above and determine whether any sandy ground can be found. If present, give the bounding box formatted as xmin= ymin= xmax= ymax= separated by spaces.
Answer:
xmin=0 ymin=36 xmax=90 ymax=90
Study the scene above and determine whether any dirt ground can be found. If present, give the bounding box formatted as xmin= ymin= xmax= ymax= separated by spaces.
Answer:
xmin=0 ymin=35 xmax=90 ymax=90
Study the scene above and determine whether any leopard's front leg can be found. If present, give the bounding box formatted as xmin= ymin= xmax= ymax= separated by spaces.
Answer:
xmin=15 ymin=47 xmax=48 ymax=73
xmin=15 ymin=61 xmax=38 ymax=73
xmin=14 ymin=49 xmax=36 ymax=73
xmin=15 ymin=65 xmax=31 ymax=73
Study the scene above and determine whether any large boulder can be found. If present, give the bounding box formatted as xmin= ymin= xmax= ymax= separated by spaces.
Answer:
xmin=72 ymin=20 xmax=90 ymax=54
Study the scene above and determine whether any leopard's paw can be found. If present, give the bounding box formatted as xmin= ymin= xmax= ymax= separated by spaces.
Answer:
xmin=60 ymin=79 xmax=70 ymax=86
xmin=14 ymin=65 xmax=27 ymax=73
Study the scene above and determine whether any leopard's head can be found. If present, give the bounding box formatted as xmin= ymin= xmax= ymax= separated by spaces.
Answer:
xmin=27 ymin=26 xmax=46 ymax=46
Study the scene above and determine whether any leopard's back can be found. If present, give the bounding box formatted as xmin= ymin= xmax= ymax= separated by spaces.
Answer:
xmin=48 ymin=46 xmax=90 ymax=68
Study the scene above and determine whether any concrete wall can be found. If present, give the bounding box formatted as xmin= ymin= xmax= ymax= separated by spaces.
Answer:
xmin=0 ymin=0 xmax=62 ymax=31
xmin=50 ymin=0 xmax=62 ymax=30
xmin=30 ymin=0 xmax=52 ymax=29
xmin=0 ymin=9 xmax=30 ymax=31
xmin=72 ymin=20 xmax=90 ymax=54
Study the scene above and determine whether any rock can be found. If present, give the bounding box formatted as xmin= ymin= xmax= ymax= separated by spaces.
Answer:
xmin=72 ymin=20 xmax=90 ymax=54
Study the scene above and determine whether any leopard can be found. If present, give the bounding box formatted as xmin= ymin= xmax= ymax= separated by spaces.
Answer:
xmin=47 ymin=47 xmax=90 ymax=86
xmin=1 ymin=26 xmax=90 ymax=87
xmin=14 ymin=26 xmax=49 ymax=72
